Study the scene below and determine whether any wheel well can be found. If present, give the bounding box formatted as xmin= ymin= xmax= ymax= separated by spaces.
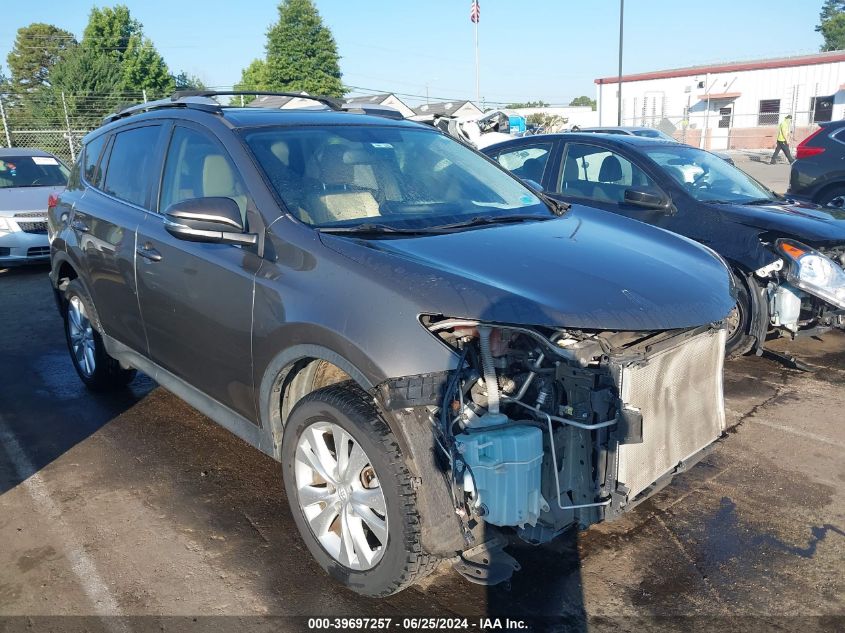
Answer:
xmin=279 ymin=358 xmax=352 ymax=427
xmin=811 ymin=181 xmax=845 ymax=205
xmin=57 ymin=261 xmax=78 ymax=287
xmin=54 ymin=260 xmax=79 ymax=311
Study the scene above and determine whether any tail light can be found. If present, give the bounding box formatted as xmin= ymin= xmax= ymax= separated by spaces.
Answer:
xmin=47 ymin=194 xmax=59 ymax=211
xmin=796 ymin=127 xmax=826 ymax=160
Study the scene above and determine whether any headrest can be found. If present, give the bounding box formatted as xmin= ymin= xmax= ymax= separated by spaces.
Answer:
xmin=202 ymin=155 xmax=235 ymax=197
xmin=599 ymin=155 xmax=623 ymax=182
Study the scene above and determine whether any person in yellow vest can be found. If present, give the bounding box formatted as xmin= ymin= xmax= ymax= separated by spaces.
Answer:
xmin=770 ymin=114 xmax=794 ymax=164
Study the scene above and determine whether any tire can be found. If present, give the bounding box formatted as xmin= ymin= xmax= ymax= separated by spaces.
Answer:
xmin=816 ymin=185 xmax=845 ymax=209
xmin=725 ymin=270 xmax=756 ymax=358
xmin=63 ymin=279 xmax=136 ymax=391
xmin=281 ymin=381 xmax=439 ymax=597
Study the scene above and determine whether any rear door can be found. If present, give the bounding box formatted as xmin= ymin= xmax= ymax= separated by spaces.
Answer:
xmin=72 ymin=123 xmax=165 ymax=354
xmin=135 ymin=122 xmax=261 ymax=421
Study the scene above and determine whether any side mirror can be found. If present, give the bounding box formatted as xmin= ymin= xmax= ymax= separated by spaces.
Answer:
xmin=163 ymin=197 xmax=257 ymax=245
xmin=624 ymin=188 xmax=672 ymax=211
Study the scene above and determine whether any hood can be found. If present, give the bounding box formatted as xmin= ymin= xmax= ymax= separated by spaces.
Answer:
xmin=0 ymin=186 xmax=65 ymax=215
xmin=320 ymin=205 xmax=735 ymax=331
xmin=713 ymin=199 xmax=845 ymax=245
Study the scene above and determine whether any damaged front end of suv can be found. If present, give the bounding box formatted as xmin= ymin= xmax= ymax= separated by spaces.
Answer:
xmin=380 ymin=315 xmax=727 ymax=584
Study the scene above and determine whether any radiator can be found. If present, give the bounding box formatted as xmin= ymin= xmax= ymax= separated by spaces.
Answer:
xmin=613 ymin=328 xmax=726 ymax=499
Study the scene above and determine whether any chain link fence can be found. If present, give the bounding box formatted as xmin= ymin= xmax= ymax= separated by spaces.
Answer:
xmin=0 ymin=90 xmax=153 ymax=164
xmin=621 ymin=109 xmax=818 ymax=152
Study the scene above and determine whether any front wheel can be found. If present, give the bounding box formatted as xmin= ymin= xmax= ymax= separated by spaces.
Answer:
xmin=281 ymin=382 xmax=438 ymax=597
xmin=63 ymin=279 xmax=136 ymax=391
xmin=725 ymin=270 xmax=757 ymax=358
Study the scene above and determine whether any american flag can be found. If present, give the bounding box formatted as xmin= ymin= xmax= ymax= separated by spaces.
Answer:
xmin=470 ymin=0 xmax=480 ymax=23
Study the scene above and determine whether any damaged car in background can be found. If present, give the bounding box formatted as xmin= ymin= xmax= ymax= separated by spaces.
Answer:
xmin=483 ymin=133 xmax=845 ymax=358
xmin=49 ymin=93 xmax=736 ymax=597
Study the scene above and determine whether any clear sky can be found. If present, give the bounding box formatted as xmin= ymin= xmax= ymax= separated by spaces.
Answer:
xmin=0 ymin=0 xmax=826 ymax=106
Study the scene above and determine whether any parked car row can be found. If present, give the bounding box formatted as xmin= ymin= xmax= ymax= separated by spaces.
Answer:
xmin=4 ymin=90 xmax=842 ymax=598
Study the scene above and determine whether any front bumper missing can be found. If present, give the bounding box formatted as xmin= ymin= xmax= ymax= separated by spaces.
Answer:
xmin=607 ymin=327 xmax=727 ymax=511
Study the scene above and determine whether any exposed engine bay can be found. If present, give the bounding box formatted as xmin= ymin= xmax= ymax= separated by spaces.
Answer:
xmin=758 ymin=241 xmax=845 ymax=335
xmin=418 ymin=316 xmax=727 ymax=582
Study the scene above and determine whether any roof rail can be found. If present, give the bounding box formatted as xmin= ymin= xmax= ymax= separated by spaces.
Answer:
xmin=102 ymin=90 xmax=343 ymax=125
xmin=173 ymin=90 xmax=342 ymax=111
xmin=102 ymin=95 xmax=221 ymax=124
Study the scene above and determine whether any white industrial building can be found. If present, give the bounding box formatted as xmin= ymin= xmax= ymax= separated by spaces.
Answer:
xmin=594 ymin=50 xmax=845 ymax=150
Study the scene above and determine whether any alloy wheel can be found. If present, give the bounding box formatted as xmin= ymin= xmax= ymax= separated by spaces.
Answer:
xmin=294 ymin=421 xmax=388 ymax=571
xmin=68 ymin=296 xmax=96 ymax=377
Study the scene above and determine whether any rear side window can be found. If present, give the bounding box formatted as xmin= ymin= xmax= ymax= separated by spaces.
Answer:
xmin=102 ymin=125 xmax=161 ymax=207
xmin=82 ymin=135 xmax=106 ymax=186
xmin=495 ymin=143 xmax=552 ymax=184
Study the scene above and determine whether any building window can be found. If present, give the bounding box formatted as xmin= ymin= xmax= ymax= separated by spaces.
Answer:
xmin=758 ymin=99 xmax=781 ymax=126
xmin=718 ymin=107 xmax=732 ymax=129
xmin=811 ymin=95 xmax=834 ymax=123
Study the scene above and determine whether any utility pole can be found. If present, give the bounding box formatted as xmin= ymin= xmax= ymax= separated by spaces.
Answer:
xmin=617 ymin=0 xmax=625 ymax=125
xmin=0 ymin=94 xmax=11 ymax=148
xmin=61 ymin=91 xmax=75 ymax=162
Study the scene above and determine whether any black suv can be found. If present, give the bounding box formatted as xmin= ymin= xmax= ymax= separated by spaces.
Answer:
xmin=789 ymin=121 xmax=845 ymax=207
xmin=48 ymin=92 xmax=734 ymax=596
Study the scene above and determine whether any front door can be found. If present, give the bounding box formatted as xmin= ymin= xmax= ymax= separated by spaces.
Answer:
xmin=135 ymin=123 xmax=262 ymax=421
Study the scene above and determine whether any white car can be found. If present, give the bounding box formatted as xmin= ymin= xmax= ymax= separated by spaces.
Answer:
xmin=0 ymin=148 xmax=69 ymax=266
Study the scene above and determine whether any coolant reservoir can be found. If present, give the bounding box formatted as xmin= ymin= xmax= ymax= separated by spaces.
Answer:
xmin=455 ymin=425 xmax=544 ymax=527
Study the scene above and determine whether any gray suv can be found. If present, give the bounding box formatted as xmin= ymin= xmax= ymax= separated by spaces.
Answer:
xmin=49 ymin=92 xmax=735 ymax=596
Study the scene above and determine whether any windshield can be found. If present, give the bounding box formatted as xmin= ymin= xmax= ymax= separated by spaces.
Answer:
xmin=242 ymin=125 xmax=548 ymax=229
xmin=645 ymin=145 xmax=775 ymax=204
xmin=0 ymin=155 xmax=69 ymax=189
xmin=631 ymin=128 xmax=676 ymax=142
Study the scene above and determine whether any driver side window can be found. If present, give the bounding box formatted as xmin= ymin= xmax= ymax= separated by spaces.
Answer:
xmin=556 ymin=143 xmax=659 ymax=205
xmin=159 ymin=126 xmax=249 ymax=226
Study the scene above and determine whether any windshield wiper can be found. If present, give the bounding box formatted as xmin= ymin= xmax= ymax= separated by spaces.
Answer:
xmin=741 ymin=197 xmax=782 ymax=205
xmin=317 ymin=222 xmax=444 ymax=235
xmin=429 ymin=214 xmax=557 ymax=231
xmin=538 ymin=193 xmax=571 ymax=216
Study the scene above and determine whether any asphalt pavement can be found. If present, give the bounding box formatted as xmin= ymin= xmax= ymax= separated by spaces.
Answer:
xmin=1 ymin=264 xmax=843 ymax=632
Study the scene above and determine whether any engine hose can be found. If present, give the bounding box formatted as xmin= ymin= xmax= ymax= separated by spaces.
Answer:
xmin=477 ymin=325 xmax=500 ymax=415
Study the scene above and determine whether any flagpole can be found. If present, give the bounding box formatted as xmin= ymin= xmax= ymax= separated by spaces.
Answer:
xmin=474 ymin=14 xmax=480 ymax=104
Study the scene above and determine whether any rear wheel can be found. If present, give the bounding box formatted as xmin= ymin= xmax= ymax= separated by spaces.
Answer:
xmin=281 ymin=382 xmax=438 ymax=596
xmin=816 ymin=185 xmax=845 ymax=209
xmin=63 ymin=279 xmax=136 ymax=391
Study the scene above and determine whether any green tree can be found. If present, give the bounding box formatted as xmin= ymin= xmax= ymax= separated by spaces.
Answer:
xmin=172 ymin=71 xmax=206 ymax=91
xmin=6 ymin=23 xmax=77 ymax=92
xmin=569 ymin=95 xmax=597 ymax=110
xmin=80 ymin=5 xmax=172 ymax=95
xmin=49 ymin=46 xmax=124 ymax=127
xmin=506 ymin=100 xmax=548 ymax=108
xmin=820 ymin=11 xmax=845 ymax=50
xmin=242 ymin=0 xmax=343 ymax=97
xmin=121 ymin=34 xmax=174 ymax=96
xmin=82 ymin=5 xmax=140 ymax=61
xmin=235 ymin=59 xmax=271 ymax=92
xmin=818 ymin=0 xmax=845 ymax=50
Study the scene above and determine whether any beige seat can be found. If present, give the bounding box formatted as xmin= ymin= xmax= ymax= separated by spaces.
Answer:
xmin=307 ymin=145 xmax=380 ymax=224
xmin=202 ymin=154 xmax=247 ymax=222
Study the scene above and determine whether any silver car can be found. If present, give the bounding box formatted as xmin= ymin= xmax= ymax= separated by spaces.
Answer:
xmin=0 ymin=148 xmax=69 ymax=266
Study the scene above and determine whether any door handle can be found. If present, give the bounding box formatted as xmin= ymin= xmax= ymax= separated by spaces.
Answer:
xmin=136 ymin=244 xmax=162 ymax=262
xmin=71 ymin=219 xmax=90 ymax=233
